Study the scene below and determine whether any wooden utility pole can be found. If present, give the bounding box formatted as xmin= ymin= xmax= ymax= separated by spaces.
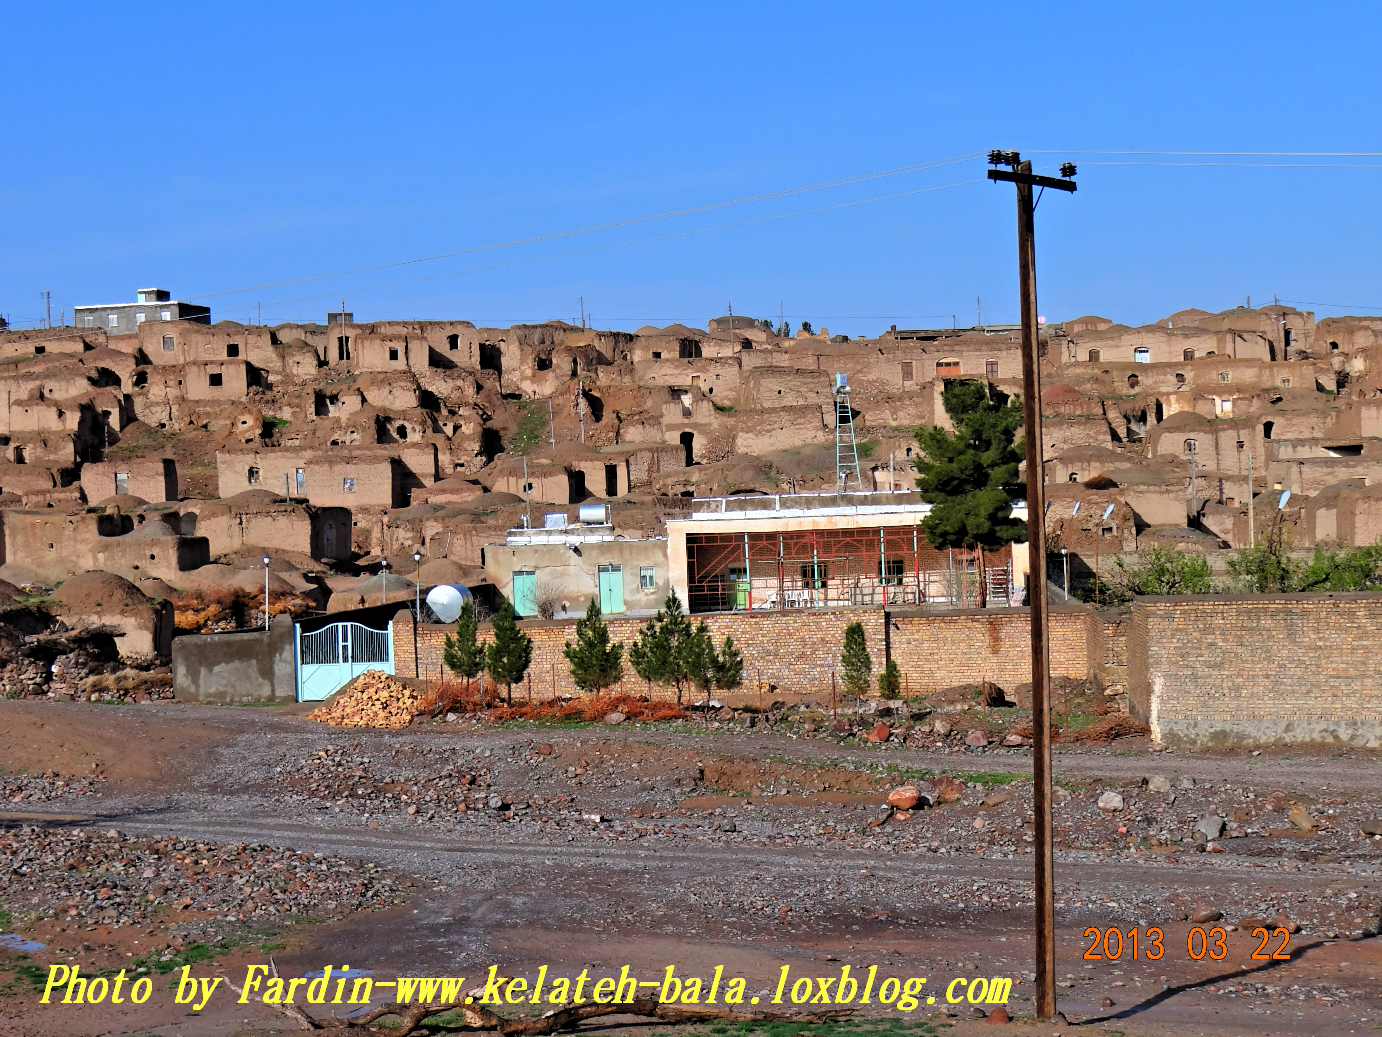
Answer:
xmin=986 ymin=150 xmax=1076 ymax=1022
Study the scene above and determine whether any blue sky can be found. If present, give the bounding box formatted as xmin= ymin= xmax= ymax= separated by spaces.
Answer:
xmin=5 ymin=2 xmax=1381 ymax=337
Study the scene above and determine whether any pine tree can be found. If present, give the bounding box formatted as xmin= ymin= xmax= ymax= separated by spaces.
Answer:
xmin=629 ymin=593 xmax=695 ymax=703
xmin=840 ymin=621 xmax=872 ymax=697
xmin=713 ymin=635 xmax=744 ymax=691
xmin=441 ymin=600 xmax=484 ymax=680
xmin=800 ymin=320 xmax=814 ymax=336
xmin=877 ymin=659 xmax=902 ymax=699
xmin=681 ymin=621 xmax=718 ymax=697
xmin=564 ymin=599 xmax=624 ymax=694
xmin=485 ymin=601 xmax=532 ymax=706
xmin=913 ymin=379 xmax=1026 ymax=550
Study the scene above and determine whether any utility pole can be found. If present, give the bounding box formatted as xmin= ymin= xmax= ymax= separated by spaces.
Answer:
xmin=579 ymin=296 xmax=586 ymax=330
xmin=976 ymin=295 xmax=982 ymax=331
xmin=42 ymin=290 xmax=52 ymax=330
xmin=986 ymin=149 xmax=1077 ymax=1022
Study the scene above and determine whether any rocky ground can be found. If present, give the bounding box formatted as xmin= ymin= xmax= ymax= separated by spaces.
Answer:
xmin=0 ymin=700 xmax=1378 ymax=1036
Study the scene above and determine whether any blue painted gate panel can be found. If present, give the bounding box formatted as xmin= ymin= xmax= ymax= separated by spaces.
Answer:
xmin=296 ymin=621 xmax=395 ymax=702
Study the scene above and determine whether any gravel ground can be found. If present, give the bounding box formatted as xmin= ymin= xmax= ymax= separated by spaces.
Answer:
xmin=1 ymin=702 xmax=1380 ymax=1035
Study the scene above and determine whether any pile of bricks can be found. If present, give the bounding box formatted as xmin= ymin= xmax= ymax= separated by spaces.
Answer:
xmin=308 ymin=670 xmax=419 ymax=730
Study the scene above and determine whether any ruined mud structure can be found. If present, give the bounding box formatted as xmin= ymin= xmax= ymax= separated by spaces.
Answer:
xmin=1 ymin=295 xmax=1379 ymax=639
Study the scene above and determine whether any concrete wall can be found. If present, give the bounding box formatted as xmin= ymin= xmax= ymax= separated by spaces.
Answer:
xmin=1127 ymin=594 xmax=1382 ymax=748
xmin=171 ymin=616 xmax=296 ymax=703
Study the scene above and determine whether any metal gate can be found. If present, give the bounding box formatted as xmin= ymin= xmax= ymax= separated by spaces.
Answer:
xmin=295 ymin=621 xmax=395 ymax=702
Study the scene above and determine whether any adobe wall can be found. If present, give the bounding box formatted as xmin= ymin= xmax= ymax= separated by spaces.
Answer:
xmin=1127 ymin=594 xmax=1382 ymax=748
xmin=394 ymin=603 xmax=1094 ymax=703
xmin=172 ymin=617 xmax=296 ymax=703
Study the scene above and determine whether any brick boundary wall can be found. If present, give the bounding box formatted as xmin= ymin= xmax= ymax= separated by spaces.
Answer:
xmin=1127 ymin=593 xmax=1382 ymax=749
xmin=394 ymin=603 xmax=1095 ymax=704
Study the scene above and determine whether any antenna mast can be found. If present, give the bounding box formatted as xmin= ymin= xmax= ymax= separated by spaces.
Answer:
xmin=833 ymin=372 xmax=861 ymax=491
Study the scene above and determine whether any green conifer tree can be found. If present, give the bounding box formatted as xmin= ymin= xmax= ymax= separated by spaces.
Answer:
xmin=485 ymin=601 xmax=532 ymax=706
xmin=913 ymin=379 xmax=1025 ymax=549
xmin=563 ymin=599 xmax=624 ymax=694
xmin=840 ymin=621 xmax=872 ymax=697
xmin=441 ymin=600 xmax=484 ymax=681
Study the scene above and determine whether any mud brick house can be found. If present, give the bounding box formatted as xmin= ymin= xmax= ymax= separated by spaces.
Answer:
xmin=0 ymin=507 xmax=208 ymax=583
xmin=188 ymin=490 xmax=352 ymax=561
xmin=217 ymin=448 xmax=408 ymax=509
xmin=80 ymin=458 xmax=178 ymax=503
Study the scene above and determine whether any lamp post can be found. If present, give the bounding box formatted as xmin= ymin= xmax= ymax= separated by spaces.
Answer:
xmin=379 ymin=560 xmax=389 ymax=607
xmin=1061 ymin=547 xmax=1070 ymax=601
xmin=412 ymin=550 xmax=423 ymax=618
xmin=261 ymin=556 xmax=271 ymax=631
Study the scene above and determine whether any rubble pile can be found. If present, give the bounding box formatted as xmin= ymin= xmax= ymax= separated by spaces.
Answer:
xmin=0 ymin=825 xmax=407 ymax=933
xmin=284 ymin=740 xmax=577 ymax=823
xmin=1 ymin=772 xmax=104 ymax=803
xmin=308 ymin=671 xmax=420 ymax=730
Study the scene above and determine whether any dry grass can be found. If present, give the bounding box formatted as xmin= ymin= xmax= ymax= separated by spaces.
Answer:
xmin=172 ymin=589 xmax=311 ymax=632
xmin=1062 ymin=713 xmax=1149 ymax=743
xmin=488 ymin=693 xmax=687 ymax=724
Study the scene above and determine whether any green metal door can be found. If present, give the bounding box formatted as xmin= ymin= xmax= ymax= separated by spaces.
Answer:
xmin=513 ymin=571 xmax=538 ymax=617
xmin=598 ymin=565 xmax=625 ymax=614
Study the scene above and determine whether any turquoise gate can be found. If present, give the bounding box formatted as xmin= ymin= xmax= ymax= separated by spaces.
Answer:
xmin=295 ymin=620 xmax=395 ymax=702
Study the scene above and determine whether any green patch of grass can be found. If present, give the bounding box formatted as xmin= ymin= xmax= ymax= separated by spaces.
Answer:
xmin=884 ymin=765 xmax=1027 ymax=789
xmin=4 ymin=960 xmax=49 ymax=993
xmin=0 ymin=907 xmax=12 ymax=930
xmin=713 ymin=402 xmax=736 ymax=413
xmin=264 ymin=416 xmax=291 ymax=430
xmin=1058 ymin=712 xmax=1099 ymax=733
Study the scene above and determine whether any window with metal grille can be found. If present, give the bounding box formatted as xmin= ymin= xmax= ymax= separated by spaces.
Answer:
xmin=640 ymin=566 xmax=656 ymax=591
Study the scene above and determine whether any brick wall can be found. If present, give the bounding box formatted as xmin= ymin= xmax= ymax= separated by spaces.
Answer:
xmin=1127 ymin=594 xmax=1382 ymax=748
xmin=888 ymin=606 xmax=1093 ymax=701
xmin=395 ymin=603 xmax=1095 ymax=703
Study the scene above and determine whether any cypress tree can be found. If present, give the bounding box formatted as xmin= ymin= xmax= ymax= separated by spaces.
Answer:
xmin=840 ymin=621 xmax=872 ymax=697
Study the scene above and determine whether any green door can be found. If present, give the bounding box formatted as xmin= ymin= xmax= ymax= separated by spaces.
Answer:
xmin=513 ymin=571 xmax=538 ymax=617
xmin=598 ymin=565 xmax=625 ymax=614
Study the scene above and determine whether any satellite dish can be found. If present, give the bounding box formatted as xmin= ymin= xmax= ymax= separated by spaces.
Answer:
xmin=425 ymin=584 xmax=472 ymax=624
xmin=1278 ymin=490 xmax=1292 ymax=510
xmin=1102 ymin=503 xmax=1116 ymax=520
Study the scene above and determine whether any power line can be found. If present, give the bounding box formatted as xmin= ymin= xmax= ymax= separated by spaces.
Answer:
xmin=1030 ymin=148 xmax=1382 ymax=158
xmin=1076 ymin=160 xmax=1382 ymax=170
xmin=1278 ymin=297 xmax=1382 ymax=312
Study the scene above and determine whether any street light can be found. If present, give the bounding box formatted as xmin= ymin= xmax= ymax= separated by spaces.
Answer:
xmin=261 ymin=556 xmax=271 ymax=631
xmin=379 ymin=560 xmax=389 ymax=607
xmin=412 ymin=550 xmax=423 ymax=619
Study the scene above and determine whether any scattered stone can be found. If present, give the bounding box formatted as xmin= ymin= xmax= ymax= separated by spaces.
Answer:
xmin=1097 ymin=791 xmax=1125 ymax=812
xmin=1361 ymin=819 xmax=1382 ymax=836
xmin=1191 ymin=906 xmax=1223 ymax=924
xmin=932 ymin=719 xmax=953 ymax=738
xmin=1195 ymin=812 xmax=1226 ymax=841
xmin=866 ymin=722 xmax=892 ymax=743
xmin=965 ymin=729 xmax=990 ymax=748
xmin=1145 ymin=775 xmax=1172 ymax=794
xmin=985 ymin=1005 xmax=1010 ymax=1024
xmin=603 ymin=711 xmax=627 ymax=725
xmin=887 ymin=785 xmax=921 ymax=810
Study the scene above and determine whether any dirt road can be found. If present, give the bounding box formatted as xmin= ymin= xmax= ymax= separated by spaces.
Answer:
xmin=1 ymin=701 xmax=1378 ymax=1036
